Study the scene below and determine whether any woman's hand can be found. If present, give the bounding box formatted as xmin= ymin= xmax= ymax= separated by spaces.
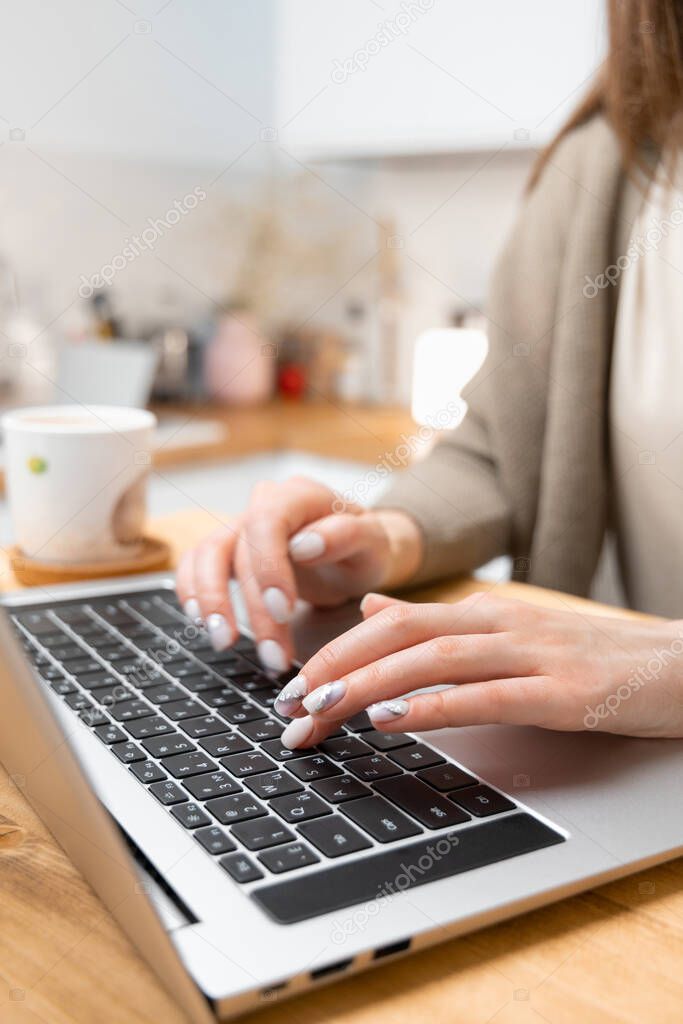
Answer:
xmin=175 ymin=476 xmax=422 ymax=673
xmin=275 ymin=591 xmax=683 ymax=747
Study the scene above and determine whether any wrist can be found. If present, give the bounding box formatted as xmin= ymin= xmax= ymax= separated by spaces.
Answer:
xmin=372 ymin=509 xmax=424 ymax=590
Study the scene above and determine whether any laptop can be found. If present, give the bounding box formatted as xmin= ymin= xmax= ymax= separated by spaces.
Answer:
xmin=1 ymin=574 xmax=681 ymax=1021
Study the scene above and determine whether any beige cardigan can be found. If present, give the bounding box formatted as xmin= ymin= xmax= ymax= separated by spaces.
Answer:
xmin=379 ymin=115 xmax=644 ymax=597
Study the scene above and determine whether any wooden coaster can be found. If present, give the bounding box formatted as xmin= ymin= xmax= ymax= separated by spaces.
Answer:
xmin=9 ymin=537 xmax=172 ymax=587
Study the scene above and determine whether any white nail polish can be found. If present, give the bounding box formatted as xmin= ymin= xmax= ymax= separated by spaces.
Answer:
xmin=368 ymin=699 xmax=409 ymax=723
xmin=184 ymin=597 xmax=202 ymax=622
xmin=281 ymin=714 xmax=315 ymax=750
xmin=274 ymin=674 xmax=308 ymax=715
xmin=206 ymin=613 xmax=233 ymax=652
xmin=262 ymin=586 xmax=292 ymax=624
xmin=258 ymin=638 xmax=288 ymax=674
xmin=302 ymin=680 xmax=346 ymax=715
xmin=289 ymin=530 xmax=325 ymax=562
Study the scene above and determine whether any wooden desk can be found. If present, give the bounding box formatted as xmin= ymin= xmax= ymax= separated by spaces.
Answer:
xmin=1 ymin=508 xmax=682 ymax=1024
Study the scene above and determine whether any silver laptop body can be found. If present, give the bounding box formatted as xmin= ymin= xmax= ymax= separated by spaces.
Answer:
xmin=1 ymin=573 xmax=681 ymax=1021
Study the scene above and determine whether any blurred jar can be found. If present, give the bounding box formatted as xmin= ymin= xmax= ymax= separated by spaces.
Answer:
xmin=203 ymin=308 xmax=275 ymax=405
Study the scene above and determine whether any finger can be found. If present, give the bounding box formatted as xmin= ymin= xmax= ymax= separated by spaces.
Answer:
xmin=234 ymin=538 xmax=292 ymax=674
xmin=359 ymin=591 xmax=400 ymax=616
xmin=193 ymin=526 xmax=240 ymax=650
xmin=279 ymin=597 xmax=506 ymax=714
xmin=175 ymin=549 xmax=200 ymax=620
xmin=245 ymin=478 xmax=360 ymax=622
xmin=289 ymin=512 xmax=385 ymax=566
xmin=367 ymin=676 xmax=557 ymax=731
xmin=279 ymin=713 xmax=348 ymax=750
xmin=297 ymin=633 xmax=531 ymax=723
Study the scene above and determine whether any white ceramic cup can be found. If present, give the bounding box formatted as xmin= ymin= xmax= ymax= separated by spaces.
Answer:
xmin=2 ymin=405 xmax=157 ymax=564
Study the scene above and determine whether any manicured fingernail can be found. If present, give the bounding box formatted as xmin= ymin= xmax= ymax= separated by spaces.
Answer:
xmin=302 ymin=680 xmax=346 ymax=715
xmin=206 ymin=613 xmax=233 ymax=651
xmin=281 ymin=714 xmax=315 ymax=750
xmin=262 ymin=586 xmax=292 ymax=624
xmin=289 ymin=530 xmax=325 ymax=562
xmin=368 ymin=699 xmax=409 ymax=723
xmin=184 ymin=597 xmax=202 ymax=623
xmin=258 ymin=638 xmax=289 ymax=674
xmin=274 ymin=674 xmax=308 ymax=716
xmin=359 ymin=593 xmax=378 ymax=615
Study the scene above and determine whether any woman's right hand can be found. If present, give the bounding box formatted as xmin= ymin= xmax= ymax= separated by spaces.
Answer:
xmin=175 ymin=476 xmax=423 ymax=674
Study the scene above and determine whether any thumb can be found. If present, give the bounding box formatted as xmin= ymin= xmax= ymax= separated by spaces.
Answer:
xmin=359 ymin=592 xmax=405 ymax=618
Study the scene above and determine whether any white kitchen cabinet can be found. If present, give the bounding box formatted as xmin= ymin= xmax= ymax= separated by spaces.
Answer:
xmin=275 ymin=0 xmax=607 ymax=158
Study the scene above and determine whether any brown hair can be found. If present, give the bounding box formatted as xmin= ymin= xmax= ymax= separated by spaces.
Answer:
xmin=529 ymin=1 xmax=683 ymax=189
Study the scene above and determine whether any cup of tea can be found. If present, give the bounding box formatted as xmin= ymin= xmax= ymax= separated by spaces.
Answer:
xmin=2 ymin=405 xmax=157 ymax=564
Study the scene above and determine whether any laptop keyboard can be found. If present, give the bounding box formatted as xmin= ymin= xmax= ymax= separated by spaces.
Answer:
xmin=9 ymin=587 xmax=564 ymax=922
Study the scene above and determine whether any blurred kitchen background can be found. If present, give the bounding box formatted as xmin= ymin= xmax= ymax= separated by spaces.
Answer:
xmin=0 ymin=0 xmax=606 ymax=555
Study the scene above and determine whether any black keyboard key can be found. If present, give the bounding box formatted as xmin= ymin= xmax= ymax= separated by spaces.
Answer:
xmin=149 ymin=780 xmax=188 ymax=806
xmin=449 ymin=785 xmax=516 ymax=817
xmin=95 ymin=723 xmax=127 ymax=744
xmin=318 ymin=736 xmax=373 ymax=761
xmin=287 ymin=755 xmax=342 ymax=782
xmin=345 ymin=711 xmax=373 ymax=732
xmin=417 ymin=763 xmax=477 ymax=791
xmin=342 ymin=796 xmax=421 ymax=842
xmin=311 ymin=775 xmax=370 ymax=804
xmin=220 ymin=851 xmax=263 ymax=882
xmin=77 ymin=671 xmax=121 ymax=690
xmin=49 ymin=677 xmax=77 ymax=695
xmin=231 ymin=816 xmax=295 ymax=851
xmin=221 ymin=750 xmax=277 ymax=778
xmin=298 ymin=815 xmax=372 ymax=857
xmin=40 ymin=665 xmax=68 ymax=681
xmin=164 ymin=698 xmax=205 ymax=721
xmin=259 ymin=738 xmax=315 ymax=762
xmin=142 ymin=733 xmax=196 ymax=758
xmin=110 ymin=699 xmax=155 ymax=722
xmin=171 ymin=802 xmax=211 ymax=829
xmin=64 ymin=692 xmax=94 ymax=711
xmin=375 ymin=775 xmax=470 ymax=828
xmin=126 ymin=598 xmax=177 ymax=626
xmin=64 ymin=658 xmax=102 ymax=675
xmin=111 ymin=741 xmax=146 ymax=764
xmin=163 ymin=751 xmax=217 ymax=778
xmin=199 ymin=732 xmax=252 ymax=757
xmin=200 ymin=686 xmax=241 ymax=708
xmin=244 ymin=771 xmax=303 ymax=800
xmin=254 ymin=813 xmax=565 ymax=923
xmin=184 ymin=771 xmax=240 ymax=800
xmin=94 ymin=603 xmax=137 ymax=627
xmin=194 ymin=826 xmax=235 ymax=855
xmin=130 ymin=760 xmax=166 ymax=784
xmin=51 ymin=643 xmax=89 ymax=662
xmin=16 ymin=611 xmax=58 ymax=635
xmin=180 ymin=715 xmax=229 ymax=739
xmin=221 ymin=702 xmax=267 ymax=724
xmin=258 ymin=842 xmax=319 ymax=874
xmin=240 ymin=718 xmax=283 ymax=742
xmin=346 ymin=754 xmax=402 ymax=782
xmin=164 ymin=659 xmax=207 ymax=679
xmin=206 ymin=793 xmax=266 ymax=824
xmin=270 ymin=791 xmax=332 ymax=823
xmin=146 ymin=682 xmax=186 ymax=704
xmin=389 ymin=744 xmax=445 ymax=771
xmin=183 ymin=672 xmax=227 ymax=693
xmin=230 ymin=673 xmax=275 ymax=693
xmin=363 ymin=731 xmax=415 ymax=751
xmin=126 ymin=716 xmax=175 ymax=740
xmin=91 ymin=685 xmax=135 ymax=706
xmin=79 ymin=707 xmax=109 ymax=727
xmin=250 ymin=685 xmax=282 ymax=708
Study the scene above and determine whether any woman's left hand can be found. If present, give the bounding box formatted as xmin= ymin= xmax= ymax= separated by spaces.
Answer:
xmin=275 ymin=592 xmax=683 ymax=747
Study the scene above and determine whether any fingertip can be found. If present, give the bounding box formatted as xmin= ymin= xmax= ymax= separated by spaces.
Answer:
xmin=360 ymin=592 xmax=384 ymax=616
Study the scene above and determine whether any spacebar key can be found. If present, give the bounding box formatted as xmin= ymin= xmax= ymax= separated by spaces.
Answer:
xmin=252 ymin=813 xmax=564 ymax=924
